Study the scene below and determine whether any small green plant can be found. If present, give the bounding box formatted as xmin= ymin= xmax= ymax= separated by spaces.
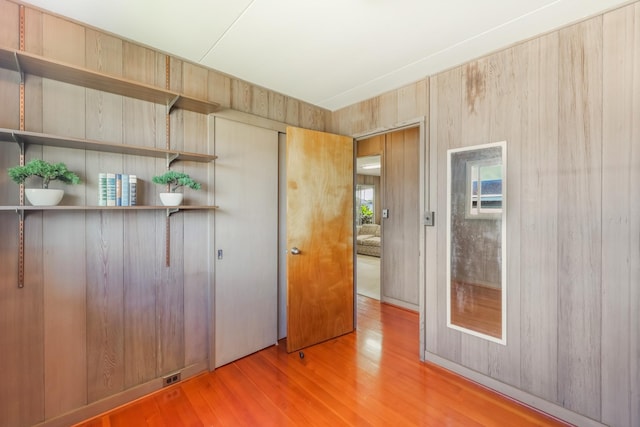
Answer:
xmin=360 ymin=204 xmax=373 ymax=224
xmin=152 ymin=171 xmax=201 ymax=193
xmin=8 ymin=159 xmax=81 ymax=189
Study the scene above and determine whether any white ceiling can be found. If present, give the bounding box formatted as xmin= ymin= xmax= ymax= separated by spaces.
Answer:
xmin=20 ymin=0 xmax=631 ymax=111
xmin=357 ymin=155 xmax=381 ymax=176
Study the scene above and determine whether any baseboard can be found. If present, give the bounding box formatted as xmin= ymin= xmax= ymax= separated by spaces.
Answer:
xmin=381 ymin=296 xmax=418 ymax=312
xmin=424 ymin=352 xmax=605 ymax=427
xmin=35 ymin=361 xmax=209 ymax=427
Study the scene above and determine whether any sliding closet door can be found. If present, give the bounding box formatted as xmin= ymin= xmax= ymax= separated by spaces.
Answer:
xmin=214 ymin=117 xmax=278 ymax=368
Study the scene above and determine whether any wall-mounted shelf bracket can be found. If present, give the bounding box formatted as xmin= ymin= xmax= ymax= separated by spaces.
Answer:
xmin=167 ymin=95 xmax=180 ymax=115
xmin=166 ymin=152 xmax=179 ymax=168
xmin=166 ymin=207 xmax=180 ymax=217
xmin=11 ymin=132 xmax=25 ymax=155
xmin=12 ymin=51 xmax=24 ymax=84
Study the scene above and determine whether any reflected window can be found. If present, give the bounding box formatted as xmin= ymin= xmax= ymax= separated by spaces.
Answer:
xmin=356 ymin=184 xmax=375 ymax=225
xmin=467 ymin=160 xmax=502 ymax=218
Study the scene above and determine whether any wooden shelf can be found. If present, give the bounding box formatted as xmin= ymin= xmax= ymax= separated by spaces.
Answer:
xmin=2 ymin=205 xmax=217 ymax=223
xmin=0 ymin=46 xmax=220 ymax=115
xmin=0 ymin=128 xmax=217 ymax=163
xmin=0 ymin=205 xmax=218 ymax=212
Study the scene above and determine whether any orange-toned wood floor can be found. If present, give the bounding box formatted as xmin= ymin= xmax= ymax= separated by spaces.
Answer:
xmin=75 ymin=296 xmax=568 ymax=426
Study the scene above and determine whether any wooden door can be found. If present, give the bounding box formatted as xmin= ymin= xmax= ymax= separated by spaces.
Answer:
xmin=214 ymin=118 xmax=278 ymax=367
xmin=382 ymin=127 xmax=420 ymax=310
xmin=286 ymin=126 xmax=354 ymax=352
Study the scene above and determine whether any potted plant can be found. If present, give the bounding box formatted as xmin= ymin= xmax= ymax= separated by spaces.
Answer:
xmin=8 ymin=159 xmax=81 ymax=206
xmin=152 ymin=170 xmax=201 ymax=206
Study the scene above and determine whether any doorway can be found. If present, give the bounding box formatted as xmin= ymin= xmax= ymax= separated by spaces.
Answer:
xmin=356 ymin=127 xmax=420 ymax=311
xmin=356 ymin=158 xmax=382 ymax=300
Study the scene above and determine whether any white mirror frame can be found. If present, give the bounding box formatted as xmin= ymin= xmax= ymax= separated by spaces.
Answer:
xmin=446 ymin=141 xmax=507 ymax=345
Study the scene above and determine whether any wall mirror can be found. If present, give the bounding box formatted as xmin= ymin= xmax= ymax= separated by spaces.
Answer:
xmin=447 ymin=141 xmax=506 ymax=344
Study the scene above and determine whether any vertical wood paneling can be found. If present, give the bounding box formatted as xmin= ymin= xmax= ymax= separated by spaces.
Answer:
xmin=630 ymin=7 xmax=640 ymax=427
xmin=84 ymin=29 xmax=125 ymax=403
xmin=231 ymin=79 xmax=252 ymax=113
xmin=425 ymin=75 xmax=439 ymax=354
xmin=24 ymin=7 xmax=43 ymax=133
xmin=601 ymin=5 xmax=638 ymax=426
xmin=268 ymin=92 xmax=286 ymax=122
xmin=0 ymin=0 xmax=18 ymax=49
xmin=156 ymin=56 xmax=185 ymax=376
xmin=122 ymin=42 xmax=159 ymax=388
xmin=630 ymin=8 xmax=640 ymax=424
xmin=488 ymin=45 xmax=521 ymax=387
xmin=251 ymin=86 xmax=269 ymax=117
xmin=208 ymin=70 xmax=231 ymax=108
xmin=459 ymin=58 xmax=491 ymax=374
xmin=41 ymin=14 xmax=88 ymax=419
xmin=285 ymin=98 xmax=300 ymax=127
xmin=557 ymin=18 xmax=603 ymax=419
xmin=520 ymin=32 xmax=559 ymax=402
xmin=378 ymin=91 xmax=398 ymax=126
xmin=182 ymin=62 xmax=210 ymax=367
xmin=397 ymin=80 xmax=428 ymax=123
xmin=434 ymin=68 xmax=462 ymax=363
xmin=0 ymin=6 xmax=44 ymax=424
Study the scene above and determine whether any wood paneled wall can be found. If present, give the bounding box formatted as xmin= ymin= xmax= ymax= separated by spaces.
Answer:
xmin=330 ymin=3 xmax=639 ymax=427
xmin=0 ymin=1 xmax=328 ymax=426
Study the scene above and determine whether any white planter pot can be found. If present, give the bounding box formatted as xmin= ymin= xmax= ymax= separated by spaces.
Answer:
xmin=25 ymin=188 xmax=64 ymax=206
xmin=159 ymin=192 xmax=183 ymax=206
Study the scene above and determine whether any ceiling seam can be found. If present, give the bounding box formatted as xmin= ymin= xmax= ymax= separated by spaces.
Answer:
xmin=197 ymin=0 xmax=257 ymax=63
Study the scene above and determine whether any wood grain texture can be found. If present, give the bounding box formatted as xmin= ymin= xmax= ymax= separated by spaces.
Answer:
xmin=75 ymin=297 xmax=570 ymax=427
xmin=214 ymin=118 xmax=278 ymax=367
xmin=0 ymin=36 xmax=45 ymax=422
xmin=557 ymin=17 xmax=603 ymax=419
xmin=433 ymin=68 xmax=463 ymax=363
xmin=377 ymin=90 xmax=398 ymax=126
xmin=182 ymin=62 xmax=210 ymax=367
xmin=286 ymin=126 xmax=354 ymax=352
xmin=41 ymin=14 xmax=88 ymax=419
xmin=487 ymin=44 xmax=520 ymax=387
xmin=122 ymin=42 xmax=159 ymax=388
xmin=0 ymin=5 xmax=46 ymax=425
xmin=382 ymin=127 xmax=419 ymax=309
xmin=84 ymin=28 xmax=126 ymax=404
xmin=601 ymin=4 xmax=638 ymax=426
xmin=458 ymin=57 xmax=491 ymax=374
xmin=207 ymin=70 xmax=231 ymax=108
xmin=155 ymin=54 xmax=185 ymax=377
xmin=519 ymin=32 xmax=559 ymax=403
xmin=425 ymin=74 xmax=439 ymax=355
xmin=356 ymin=134 xmax=383 ymax=157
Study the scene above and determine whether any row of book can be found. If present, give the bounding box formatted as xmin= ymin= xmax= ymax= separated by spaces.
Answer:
xmin=98 ymin=173 xmax=137 ymax=206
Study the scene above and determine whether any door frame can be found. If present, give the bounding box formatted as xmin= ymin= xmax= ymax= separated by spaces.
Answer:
xmin=353 ymin=117 xmax=428 ymax=360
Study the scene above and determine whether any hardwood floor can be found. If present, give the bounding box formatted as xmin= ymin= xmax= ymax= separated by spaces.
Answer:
xmin=75 ymin=296 xmax=567 ymax=426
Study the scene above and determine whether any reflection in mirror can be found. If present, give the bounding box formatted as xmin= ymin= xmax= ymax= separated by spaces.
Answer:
xmin=447 ymin=142 xmax=506 ymax=344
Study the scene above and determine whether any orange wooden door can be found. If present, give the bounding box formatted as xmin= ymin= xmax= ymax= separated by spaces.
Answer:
xmin=286 ymin=126 xmax=354 ymax=352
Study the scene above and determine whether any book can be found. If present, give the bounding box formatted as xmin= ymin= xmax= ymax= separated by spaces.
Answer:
xmin=106 ymin=173 xmax=116 ymax=206
xmin=115 ymin=173 xmax=122 ymax=206
xmin=98 ymin=172 xmax=107 ymax=206
xmin=129 ymin=175 xmax=137 ymax=206
xmin=121 ymin=174 xmax=130 ymax=206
